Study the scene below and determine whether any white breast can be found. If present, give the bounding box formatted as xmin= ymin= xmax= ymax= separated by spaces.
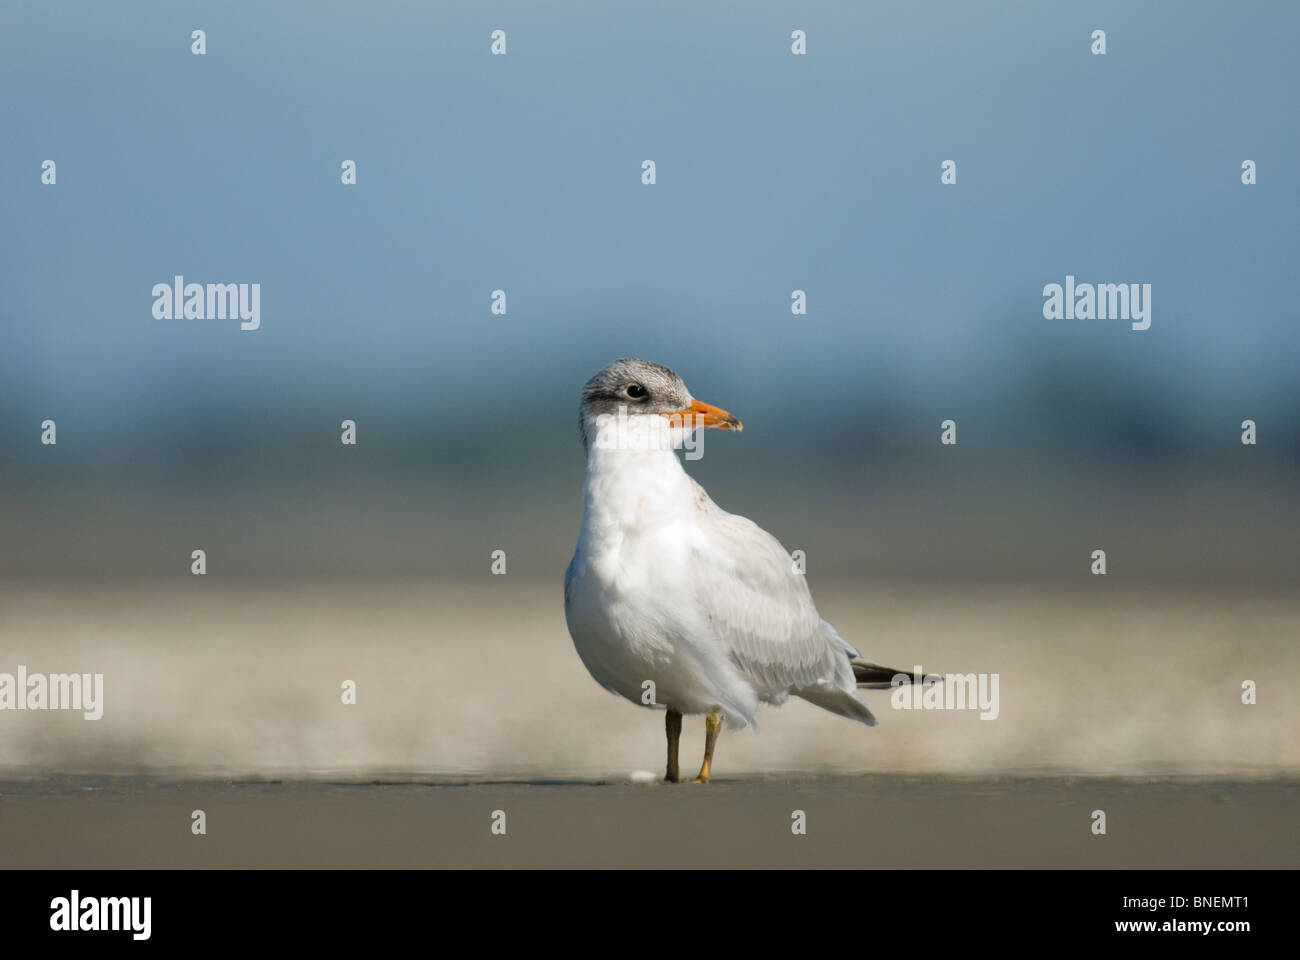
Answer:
xmin=563 ymin=418 xmax=755 ymax=718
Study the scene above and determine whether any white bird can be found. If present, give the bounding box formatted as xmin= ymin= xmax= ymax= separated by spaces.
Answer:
xmin=564 ymin=359 xmax=910 ymax=782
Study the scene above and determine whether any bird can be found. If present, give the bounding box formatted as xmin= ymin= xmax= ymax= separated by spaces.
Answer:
xmin=563 ymin=358 xmax=913 ymax=783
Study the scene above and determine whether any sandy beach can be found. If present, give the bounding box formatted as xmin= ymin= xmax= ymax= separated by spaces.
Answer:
xmin=1 ymin=579 xmax=1295 ymax=779
xmin=2 ymin=579 xmax=1296 ymax=868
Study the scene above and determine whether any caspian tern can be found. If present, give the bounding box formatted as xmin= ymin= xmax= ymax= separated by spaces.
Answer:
xmin=563 ymin=359 xmax=910 ymax=782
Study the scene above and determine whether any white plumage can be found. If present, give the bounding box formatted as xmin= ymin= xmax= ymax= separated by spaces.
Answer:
xmin=564 ymin=360 xmax=878 ymax=753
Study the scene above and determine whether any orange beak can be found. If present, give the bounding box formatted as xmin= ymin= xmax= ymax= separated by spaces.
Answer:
xmin=660 ymin=399 xmax=743 ymax=431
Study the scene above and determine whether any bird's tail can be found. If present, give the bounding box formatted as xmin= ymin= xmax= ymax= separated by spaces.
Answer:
xmin=794 ymin=683 xmax=877 ymax=727
xmin=850 ymin=661 xmax=936 ymax=690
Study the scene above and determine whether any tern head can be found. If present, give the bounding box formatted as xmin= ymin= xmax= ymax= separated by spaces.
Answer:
xmin=578 ymin=358 xmax=742 ymax=450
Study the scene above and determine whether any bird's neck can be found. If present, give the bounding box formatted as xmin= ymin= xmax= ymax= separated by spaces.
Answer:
xmin=579 ymin=421 xmax=694 ymax=555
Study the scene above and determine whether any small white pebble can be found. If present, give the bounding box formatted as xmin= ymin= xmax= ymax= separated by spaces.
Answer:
xmin=627 ymin=770 xmax=658 ymax=784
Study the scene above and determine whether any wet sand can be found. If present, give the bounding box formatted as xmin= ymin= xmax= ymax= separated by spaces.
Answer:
xmin=1 ymin=774 xmax=1295 ymax=869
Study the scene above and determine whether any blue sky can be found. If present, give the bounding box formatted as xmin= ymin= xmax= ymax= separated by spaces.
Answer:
xmin=2 ymin=0 xmax=1297 ymax=467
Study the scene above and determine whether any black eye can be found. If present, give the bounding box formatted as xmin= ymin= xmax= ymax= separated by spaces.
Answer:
xmin=625 ymin=384 xmax=647 ymax=399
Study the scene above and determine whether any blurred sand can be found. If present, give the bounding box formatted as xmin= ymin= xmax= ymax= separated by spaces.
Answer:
xmin=0 ymin=579 xmax=1295 ymax=779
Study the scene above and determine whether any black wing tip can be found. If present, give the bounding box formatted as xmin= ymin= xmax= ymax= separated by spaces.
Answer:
xmin=851 ymin=661 xmax=939 ymax=689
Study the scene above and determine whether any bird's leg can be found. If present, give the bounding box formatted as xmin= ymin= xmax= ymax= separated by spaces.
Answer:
xmin=664 ymin=708 xmax=683 ymax=783
xmin=692 ymin=709 xmax=722 ymax=784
